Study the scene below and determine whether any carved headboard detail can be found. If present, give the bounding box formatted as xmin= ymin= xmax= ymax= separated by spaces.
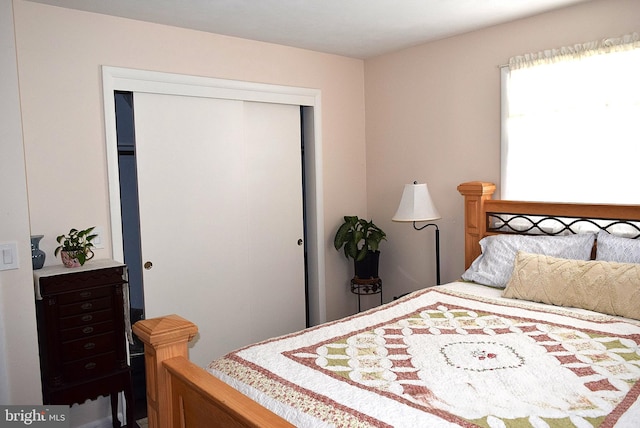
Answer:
xmin=457 ymin=182 xmax=640 ymax=269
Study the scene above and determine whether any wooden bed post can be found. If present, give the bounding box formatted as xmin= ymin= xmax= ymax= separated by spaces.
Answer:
xmin=132 ymin=315 xmax=198 ymax=428
xmin=457 ymin=181 xmax=496 ymax=269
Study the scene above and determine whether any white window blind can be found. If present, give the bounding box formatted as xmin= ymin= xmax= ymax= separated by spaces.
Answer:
xmin=501 ymin=33 xmax=640 ymax=204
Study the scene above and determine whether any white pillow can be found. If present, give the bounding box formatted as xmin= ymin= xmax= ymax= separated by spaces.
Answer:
xmin=461 ymin=233 xmax=595 ymax=288
xmin=596 ymin=230 xmax=640 ymax=264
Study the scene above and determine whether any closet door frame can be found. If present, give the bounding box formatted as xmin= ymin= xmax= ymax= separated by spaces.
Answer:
xmin=101 ymin=66 xmax=327 ymax=325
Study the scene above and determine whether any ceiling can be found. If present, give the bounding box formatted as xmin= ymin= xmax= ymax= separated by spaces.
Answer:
xmin=27 ymin=0 xmax=590 ymax=58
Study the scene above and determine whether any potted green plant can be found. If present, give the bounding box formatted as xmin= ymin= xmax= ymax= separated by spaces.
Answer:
xmin=54 ymin=227 xmax=97 ymax=268
xmin=334 ymin=216 xmax=386 ymax=279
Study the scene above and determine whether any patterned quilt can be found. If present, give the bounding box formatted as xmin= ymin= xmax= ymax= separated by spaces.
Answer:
xmin=207 ymin=282 xmax=640 ymax=427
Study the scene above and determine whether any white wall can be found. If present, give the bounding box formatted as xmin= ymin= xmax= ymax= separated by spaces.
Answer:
xmin=11 ymin=1 xmax=366 ymax=424
xmin=13 ymin=1 xmax=366 ymax=325
xmin=365 ymin=0 xmax=640 ymax=300
xmin=0 ymin=0 xmax=42 ymax=405
xmin=6 ymin=0 xmax=639 ymax=424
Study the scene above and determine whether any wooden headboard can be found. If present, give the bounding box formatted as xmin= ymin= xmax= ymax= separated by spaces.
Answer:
xmin=457 ymin=181 xmax=640 ymax=269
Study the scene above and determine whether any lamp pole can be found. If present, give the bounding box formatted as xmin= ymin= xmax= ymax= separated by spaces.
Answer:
xmin=413 ymin=222 xmax=440 ymax=285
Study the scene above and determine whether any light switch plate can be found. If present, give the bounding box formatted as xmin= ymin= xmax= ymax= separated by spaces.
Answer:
xmin=0 ymin=242 xmax=19 ymax=271
xmin=93 ymin=226 xmax=105 ymax=249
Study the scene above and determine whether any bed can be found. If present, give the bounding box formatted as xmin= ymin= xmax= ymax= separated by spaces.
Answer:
xmin=132 ymin=181 xmax=640 ymax=427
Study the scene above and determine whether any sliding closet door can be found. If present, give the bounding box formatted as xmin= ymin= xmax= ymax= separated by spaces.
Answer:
xmin=243 ymin=101 xmax=306 ymax=341
xmin=133 ymin=93 xmax=305 ymax=366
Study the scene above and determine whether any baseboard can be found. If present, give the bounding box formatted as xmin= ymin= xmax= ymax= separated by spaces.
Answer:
xmin=73 ymin=415 xmax=114 ymax=428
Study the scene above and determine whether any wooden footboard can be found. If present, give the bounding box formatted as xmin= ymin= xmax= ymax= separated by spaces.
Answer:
xmin=132 ymin=315 xmax=293 ymax=428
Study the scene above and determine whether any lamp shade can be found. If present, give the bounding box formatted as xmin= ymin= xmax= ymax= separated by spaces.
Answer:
xmin=392 ymin=183 xmax=441 ymax=222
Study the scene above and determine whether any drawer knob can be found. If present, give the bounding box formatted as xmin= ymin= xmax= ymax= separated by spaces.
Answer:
xmin=81 ymin=315 xmax=93 ymax=322
xmin=84 ymin=342 xmax=96 ymax=350
xmin=85 ymin=362 xmax=97 ymax=370
xmin=82 ymin=327 xmax=94 ymax=334
xmin=80 ymin=291 xmax=92 ymax=298
xmin=81 ymin=303 xmax=93 ymax=310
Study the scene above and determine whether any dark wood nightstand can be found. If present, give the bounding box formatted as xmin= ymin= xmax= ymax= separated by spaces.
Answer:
xmin=350 ymin=277 xmax=382 ymax=312
xmin=34 ymin=260 xmax=135 ymax=428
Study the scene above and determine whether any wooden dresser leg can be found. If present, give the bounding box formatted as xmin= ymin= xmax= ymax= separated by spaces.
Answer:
xmin=125 ymin=372 xmax=136 ymax=427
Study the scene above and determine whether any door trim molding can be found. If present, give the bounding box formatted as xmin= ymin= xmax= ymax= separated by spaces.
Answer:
xmin=101 ymin=66 xmax=326 ymax=324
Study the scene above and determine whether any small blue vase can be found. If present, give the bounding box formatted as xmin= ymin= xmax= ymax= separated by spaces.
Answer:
xmin=31 ymin=235 xmax=46 ymax=270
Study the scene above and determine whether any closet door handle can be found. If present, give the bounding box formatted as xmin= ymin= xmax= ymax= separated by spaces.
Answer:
xmin=144 ymin=261 xmax=153 ymax=270
xmin=297 ymin=239 xmax=303 ymax=246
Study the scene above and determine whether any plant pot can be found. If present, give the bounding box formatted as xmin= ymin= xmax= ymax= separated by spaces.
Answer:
xmin=354 ymin=250 xmax=380 ymax=279
xmin=61 ymin=249 xmax=94 ymax=268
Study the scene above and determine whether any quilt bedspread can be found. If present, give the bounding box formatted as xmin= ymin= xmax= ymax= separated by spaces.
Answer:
xmin=207 ymin=283 xmax=640 ymax=427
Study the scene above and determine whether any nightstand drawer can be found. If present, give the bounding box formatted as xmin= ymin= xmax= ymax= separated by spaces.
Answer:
xmin=60 ymin=320 xmax=114 ymax=341
xmin=59 ymin=296 xmax=111 ymax=317
xmin=62 ymin=333 xmax=116 ymax=362
xmin=38 ymin=265 xmax=126 ymax=296
xmin=57 ymin=286 xmax=112 ymax=305
xmin=60 ymin=309 xmax=113 ymax=330
xmin=63 ymin=352 xmax=117 ymax=382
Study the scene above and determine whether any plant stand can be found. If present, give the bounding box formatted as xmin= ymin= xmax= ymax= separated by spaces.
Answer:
xmin=350 ymin=277 xmax=382 ymax=312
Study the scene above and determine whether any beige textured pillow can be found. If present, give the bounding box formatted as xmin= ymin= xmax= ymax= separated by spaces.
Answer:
xmin=503 ymin=251 xmax=640 ymax=320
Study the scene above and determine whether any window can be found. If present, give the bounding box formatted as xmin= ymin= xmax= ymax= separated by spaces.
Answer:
xmin=501 ymin=33 xmax=640 ymax=204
